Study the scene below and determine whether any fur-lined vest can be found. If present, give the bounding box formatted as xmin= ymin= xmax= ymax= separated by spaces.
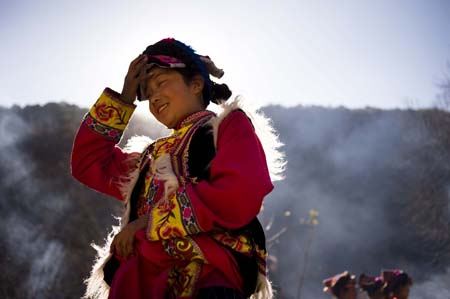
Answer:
xmin=71 ymin=88 xmax=284 ymax=299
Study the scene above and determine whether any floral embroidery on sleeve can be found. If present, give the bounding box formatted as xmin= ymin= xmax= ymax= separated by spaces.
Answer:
xmin=83 ymin=88 xmax=135 ymax=139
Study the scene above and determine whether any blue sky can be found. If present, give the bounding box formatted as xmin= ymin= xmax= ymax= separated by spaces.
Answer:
xmin=1 ymin=0 xmax=449 ymax=110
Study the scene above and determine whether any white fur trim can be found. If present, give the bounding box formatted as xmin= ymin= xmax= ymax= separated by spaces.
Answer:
xmin=250 ymin=273 xmax=274 ymax=299
xmin=208 ymin=97 xmax=286 ymax=181
xmin=123 ymin=135 xmax=153 ymax=153
xmin=84 ymin=226 xmax=120 ymax=299
xmin=118 ymin=135 xmax=154 ymax=226
xmin=115 ymin=165 xmax=140 ymax=227
xmin=207 ymin=98 xmax=241 ymax=149
xmin=151 ymin=153 xmax=180 ymax=202
xmin=84 ymin=136 xmax=154 ymax=298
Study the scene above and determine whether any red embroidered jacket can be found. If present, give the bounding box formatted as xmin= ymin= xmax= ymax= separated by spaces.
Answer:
xmin=71 ymin=88 xmax=273 ymax=299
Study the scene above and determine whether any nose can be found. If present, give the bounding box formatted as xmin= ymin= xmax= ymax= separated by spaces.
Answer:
xmin=149 ymin=96 xmax=162 ymax=112
xmin=150 ymin=95 xmax=160 ymax=105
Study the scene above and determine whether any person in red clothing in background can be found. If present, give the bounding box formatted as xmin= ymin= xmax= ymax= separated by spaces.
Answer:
xmin=381 ymin=270 xmax=413 ymax=299
xmin=71 ymin=38 xmax=284 ymax=299
xmin=322 ymin=271 xmax=357 ymax=299
xmin=359 ymin=273 xmax=388 ymax=299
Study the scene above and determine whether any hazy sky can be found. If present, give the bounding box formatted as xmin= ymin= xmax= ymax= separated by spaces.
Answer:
xmin=1 ymin=0 xmax=449 ymax=110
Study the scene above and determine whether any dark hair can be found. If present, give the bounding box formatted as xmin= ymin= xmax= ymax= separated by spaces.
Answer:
xmin=387 ymin=273 xmax=412 ymax=295
xmin=332 ymin=275 xmax=351 ymax=297
xmin=361 ymin=281 xmax=387 ymax=297
xmin=142 ymin=38 xmax=231 ymax=106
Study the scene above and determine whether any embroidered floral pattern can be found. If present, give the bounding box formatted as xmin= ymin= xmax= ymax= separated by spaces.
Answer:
xmin=177 ymin=189 xmax=201 ymax=234
xmin=146 ymin=111 xmax=215 ymax=242
xmin=162 ymin=237 xmax=205 ymax=298
xmin=94 ymin=102 xmax=120 ymax=122
xmin=136 ymin=180 xmax=159 ymax=217
xmin=165 ymin=261 xmax=202 ymax=299
xmin=83 ymin=114 xmax=122 ymax=140
xmin=162 ymin=237 xmax=204 ymax=261
xmin=211 ymin=230 xmax=253 ymax=254
xmin=159 ymin=225 xmax=185 ymax=239
xmin=146 ymin=193 xmax=185 ymax=240
xmin=88 ymin=90 xmax=135 ymax=131
xmin=212 ymin=229 xmax=267 ymax=276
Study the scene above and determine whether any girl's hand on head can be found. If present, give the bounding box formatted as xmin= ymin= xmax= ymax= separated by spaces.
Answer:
xmin=120 ymin=54 xmax=149 ymax=104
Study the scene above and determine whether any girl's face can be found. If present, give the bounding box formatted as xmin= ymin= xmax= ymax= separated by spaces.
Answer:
xmin=142 ymin=67 xmax=205 ymax=128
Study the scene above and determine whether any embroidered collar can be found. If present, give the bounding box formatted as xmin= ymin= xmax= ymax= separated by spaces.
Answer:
xmin=174 ymin=110 xmax=215 ymax=130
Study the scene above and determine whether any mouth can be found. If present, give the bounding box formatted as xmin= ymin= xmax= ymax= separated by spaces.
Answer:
xmin=157 ymin=103 xmax=168 ymax=114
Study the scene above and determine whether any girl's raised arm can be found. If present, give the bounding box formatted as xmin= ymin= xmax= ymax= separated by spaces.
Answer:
xmin=71 ymin=88 xmax=139 ymax=201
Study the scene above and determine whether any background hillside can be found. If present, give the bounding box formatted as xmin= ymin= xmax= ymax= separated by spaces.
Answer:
xmin=1 ymin=101 xmax=449 ymax=298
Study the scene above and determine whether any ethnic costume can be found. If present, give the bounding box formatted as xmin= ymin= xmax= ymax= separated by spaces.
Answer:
xmin=358 ymin=273 xmax=388 ymax=299
xmin=381 ymin=269 xmax=413 ymax=298
xmin=71 ymin=88 xmax=283 ymax=299
xmin=323 ymin=271 xmax=357 ymax=299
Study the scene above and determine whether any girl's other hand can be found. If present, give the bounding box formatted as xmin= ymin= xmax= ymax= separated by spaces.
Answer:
xmin=110 ymin=224 xmax=137 ymax=259
xmin=110 ymin=214 xmax=149 ymax=258
xmin=120 ymin=54 xmax=148 ymax=104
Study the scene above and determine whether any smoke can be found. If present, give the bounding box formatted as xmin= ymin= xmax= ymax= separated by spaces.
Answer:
xmin=3 ymin=214 xmax=65 ymax=298
xmin=0 ymin=108 xmax=73 ymax=297
xmin=411 ymin=267 xmax=450 ymax=299
xmin=27 ymin=241 xmax=65 ymax=298
xmin=260 ymin=106 xmax=450 ymax=298
xmin=1 ymin=103 xmax=450 ymax=298
xmin=0 ymin=104 xmax=166 ymax=298
xmin=0 ymin=112 xmax=32 ymax=186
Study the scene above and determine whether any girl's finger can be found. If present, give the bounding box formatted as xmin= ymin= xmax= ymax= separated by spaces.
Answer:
xmin=130 ymin=57 xmax=149 ymax=79
xmin=131 ymin=55 xmax=148 ymax=70
xmin=133 ymin=57 xmax=149 ymax=75
xmin=129 ymin=54 xmax=147 ymax=70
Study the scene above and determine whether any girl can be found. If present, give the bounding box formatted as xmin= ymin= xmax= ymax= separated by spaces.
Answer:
xmin=71 ymin=38 xmax=283 ymax=299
